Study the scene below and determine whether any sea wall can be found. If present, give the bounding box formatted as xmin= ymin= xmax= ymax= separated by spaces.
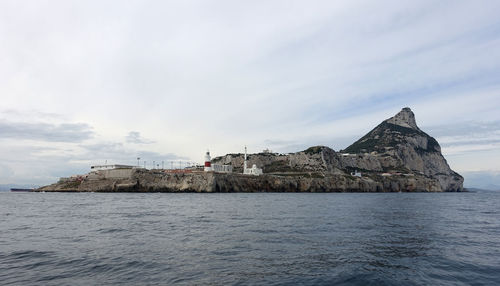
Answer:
xmin=87 ymin=168 xmax=135 ymax=180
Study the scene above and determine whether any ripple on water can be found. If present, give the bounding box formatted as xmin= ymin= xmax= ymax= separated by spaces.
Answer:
xmin=0 ymin=192 xmax=499 ymax=285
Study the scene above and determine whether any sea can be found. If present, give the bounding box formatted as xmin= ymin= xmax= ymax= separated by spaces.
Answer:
xmin=1 ymin=191 xmax=499 ymax=285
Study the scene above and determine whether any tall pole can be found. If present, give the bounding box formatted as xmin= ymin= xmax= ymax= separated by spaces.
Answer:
xmin=137 ymin=157 xmax=140 ymax=167
xmin=244 ymin=146 xmax=248 ymax=173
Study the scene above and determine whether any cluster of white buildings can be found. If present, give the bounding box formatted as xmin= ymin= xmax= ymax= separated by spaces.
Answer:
xmin=204 ymin=146 xmax=262 ymax=176
xmin=90 ymin=146 xmax=263 ymax=176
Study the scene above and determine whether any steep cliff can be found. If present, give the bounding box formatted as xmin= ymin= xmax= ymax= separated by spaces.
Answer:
xmin=341 ymin=107 xmax=463 ymax=191
xmin=37 ymin=168 xmax=444 ymax=193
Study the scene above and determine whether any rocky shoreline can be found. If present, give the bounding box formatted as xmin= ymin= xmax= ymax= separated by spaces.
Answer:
xmin=36 ymin=168 xmax=460 ymax=193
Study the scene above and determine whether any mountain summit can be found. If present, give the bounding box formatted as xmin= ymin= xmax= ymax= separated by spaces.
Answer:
xmin=343 ymin=107 xmax=439 ymax=154
xmin=386 ymin=107 xmax=419 ymax=130
xmin=342 ymin=107 xmax=462 ymax=191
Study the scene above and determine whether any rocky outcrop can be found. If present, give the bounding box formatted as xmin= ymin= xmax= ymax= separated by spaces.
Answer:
xmin=341 ymin=107 xmax=463 ymax=191
xmin=37 ymin=107 xmax=463 ymax=192
xmin=212 ymin=146 xmax=343 ymax=174
xmin=37 ymin=168 xmax=444 ymax=193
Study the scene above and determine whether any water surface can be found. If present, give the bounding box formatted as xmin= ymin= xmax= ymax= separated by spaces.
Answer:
xmin=1 ymin=192 xmax=499 ymax=285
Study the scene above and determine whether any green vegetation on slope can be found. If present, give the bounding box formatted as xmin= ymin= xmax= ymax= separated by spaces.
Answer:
xmin=304 ymin=146 xmax=326 ymax=155
xmin=343 ymin=121 xmax=441 ymax=154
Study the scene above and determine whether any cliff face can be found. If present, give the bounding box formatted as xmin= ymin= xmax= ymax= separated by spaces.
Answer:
xmin=37 ymin=168 xmax=444 ymax=193
xmin=341 ymin=107 xmax=463 ymax=191
xmin=212 ymin=147 xmax=342 ymax=174
xmin=37 ymin=107 xmax=463 ymax=192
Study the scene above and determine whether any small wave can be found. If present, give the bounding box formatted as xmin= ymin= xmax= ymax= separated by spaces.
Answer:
xmin=96 ymin=228 xmax=125 ymax=234
xmin=3 ymin=250 xmax=54 ymax=261
xmin=248 ymin=229 xmax=279 ymax=234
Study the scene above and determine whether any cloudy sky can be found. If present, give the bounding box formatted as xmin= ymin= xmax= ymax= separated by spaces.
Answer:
xmin=1 ymin=0 xmax=500 ymax=188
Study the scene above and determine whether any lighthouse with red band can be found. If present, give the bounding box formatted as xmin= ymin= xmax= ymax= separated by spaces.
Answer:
xmin=204 ymin=150 xmax=212 ymax=172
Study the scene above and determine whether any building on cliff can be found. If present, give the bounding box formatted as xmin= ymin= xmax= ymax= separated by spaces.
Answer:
xmin=351 ymin=170 xmax=362 ymax=177
xmin=212 ymin=164 xmax=233 ymax=173
xmin=204 ymin=150 xmax=233 ymax=173
xmin=90 ymin=164 xmax=135 ymax=171
xmin=243 ymin=146 xmax=263 ymax=176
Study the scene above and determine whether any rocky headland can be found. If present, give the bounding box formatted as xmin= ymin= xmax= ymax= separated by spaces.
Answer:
xmin=37 ymin=108 xmax=463 ymax=192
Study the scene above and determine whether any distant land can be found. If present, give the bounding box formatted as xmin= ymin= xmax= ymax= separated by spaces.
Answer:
xmin=466 ymin=187 xmax=500 ymax=193
xmin=34 ymin=108 xmax=467 ymax=193
xmin=465 ymin=180 xmax=500 ymax=191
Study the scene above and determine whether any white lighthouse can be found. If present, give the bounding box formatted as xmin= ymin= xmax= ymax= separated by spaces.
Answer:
xmin=204 ymin=150 xmax=212 ymax=172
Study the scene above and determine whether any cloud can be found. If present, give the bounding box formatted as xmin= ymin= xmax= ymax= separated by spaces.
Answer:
xmin=76 ymin=142 xmax=192 ymax=174
xmin=0 ymin=109 xmax=66 ymax=121
xmin=425 ymin=121 xmax=500 ymax=138
xmin=424 ymin=121 xmax=500 ymax=155
xmin=125 ymin=131 xmax=155 ymax=144
xmin=0 ymin=120 xmax=94 ymax=142
xmin=0 ymin=164 xmax=14 ymax=178
xmin=0 ymin=1 xmax=500 ymax=184
xmin=0 ymin=139 xmax=189 ymax=185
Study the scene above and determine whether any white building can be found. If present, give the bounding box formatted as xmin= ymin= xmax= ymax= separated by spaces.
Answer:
xmin=90 ymin=164 xmax=135 ymax=171
xmin=212 ymin=164 xmax=233 ymax=173
xmin=243 ymin=146 xmax=263 ymax=176
xmin=351 ymin=170 xmax=362 ymax=177
xmin=245 ymin=164 xmax=263 ymax=175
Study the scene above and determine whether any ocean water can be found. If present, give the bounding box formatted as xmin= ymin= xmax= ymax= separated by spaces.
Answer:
xmin=1 ymin=192 xmax=499 ymax=285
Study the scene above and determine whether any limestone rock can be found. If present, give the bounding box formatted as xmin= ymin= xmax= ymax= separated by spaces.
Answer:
xmin=342 ymin=107 xmax=463 ymax=191
xmin=386 ymin=107 xmax=419 ymax=129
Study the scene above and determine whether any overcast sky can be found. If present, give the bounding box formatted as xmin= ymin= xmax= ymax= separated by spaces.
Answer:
xmin=1 ymin=0 xmax=500 ymax=188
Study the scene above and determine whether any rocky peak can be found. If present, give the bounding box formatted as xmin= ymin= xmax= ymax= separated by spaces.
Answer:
xmin=342 ymin=107 xmax=439 ymax=154
xmin=386 ymin=107 xmax=419 ymax=130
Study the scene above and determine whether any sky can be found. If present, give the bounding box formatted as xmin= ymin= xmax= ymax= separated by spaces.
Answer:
xmin=1 ymin=0 xmax=500 ymax=189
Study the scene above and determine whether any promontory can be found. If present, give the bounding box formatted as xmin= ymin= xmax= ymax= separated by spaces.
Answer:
xmin=37 ymin=108 xmax=464 ymax=193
